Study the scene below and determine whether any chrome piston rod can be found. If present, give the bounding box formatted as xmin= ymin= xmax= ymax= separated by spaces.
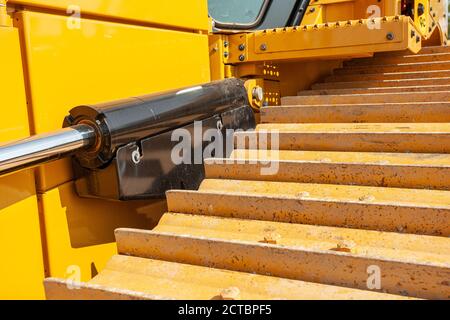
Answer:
xmin=0 ymin=124 xmax=96 ymax=176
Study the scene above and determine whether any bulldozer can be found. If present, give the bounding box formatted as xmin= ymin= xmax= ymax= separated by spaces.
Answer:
xmin=0 ymin=0 xmax=449 ymax=300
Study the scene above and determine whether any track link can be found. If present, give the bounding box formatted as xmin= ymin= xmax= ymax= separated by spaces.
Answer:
xmin=45 ymin=46 xmax=450 ymax=300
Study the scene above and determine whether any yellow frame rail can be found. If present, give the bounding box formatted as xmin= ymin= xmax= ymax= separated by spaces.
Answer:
xmin=225 ymin=16 xmax=421 ymax=64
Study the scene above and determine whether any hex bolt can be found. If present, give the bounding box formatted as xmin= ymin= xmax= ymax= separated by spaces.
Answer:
xmin=386 ymin=32 xmax=394 ymax=40
xmin=223 ymin=51 xmax=229 ymax=58
xmin=239 ymin=54 xmax=245 ymax=61
xmin=418 ymin=3 xmax=425 ymax=16
xmin=238 ymin=44 xmax=245 ymax=51
xmin=252 ymin=86 xmax=264 ymax=103
xmin=223 ymin=41 xmax=229 ymax=48
xmin=260 ymin=43 xmax=267 ymax=51
xmin=309 ymin=7 xmax=315 ymax=13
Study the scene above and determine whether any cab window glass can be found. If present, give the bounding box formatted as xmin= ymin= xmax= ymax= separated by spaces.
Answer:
xmin=208 ymin=0 xmax=265 ymax=24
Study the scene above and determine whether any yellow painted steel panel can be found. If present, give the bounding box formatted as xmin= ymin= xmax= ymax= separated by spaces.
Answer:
xmin=227 ymin=16 xmax=421 ymax=64
xmin=0 ymin=28 xmax=29 ymax=143
xmin=0 ymin=27 xmax=45 ymax=299
xmin=38 ymin=182 xmax=161 ymax=282
xmin=16 ymin=11 xmax=210 ymax=191
xmin=0 ymin=172 xmax=46 ymax=299
xmin=10 ymin=0 xmax=209 ymax=31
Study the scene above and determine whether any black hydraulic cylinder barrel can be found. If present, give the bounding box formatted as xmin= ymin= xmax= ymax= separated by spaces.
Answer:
xmin=65 ymin=78 xmax=248 ymax=169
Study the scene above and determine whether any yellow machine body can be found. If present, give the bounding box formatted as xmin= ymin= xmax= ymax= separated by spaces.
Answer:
xmin=0 ymin=0 xmax=210 ymax=299
xmin=0 ymin=0 xmax=448 ymax=299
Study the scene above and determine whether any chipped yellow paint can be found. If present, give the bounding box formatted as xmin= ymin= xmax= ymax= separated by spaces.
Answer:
xmin=234 ymin=123 xmax=450 ymax=153
xmin=325 ymin=69 xmax=450 ymax=82
xmin=335 ymin=61 xmax=450 ymax=75
xmin=206 ymin=150 xmax=450 ymax=190
xmin=167 ymin=185 xmax=450 ymax=236
xmin=281 ymin=91 xmax=450 ymax=104
xmin=114 ymin=229 xmax=449 ymax=299
xmin=261 ymin=103 xmax=450 ymax=123
xmin=312 ymin=78 xmax=450 ymax=90
xmin=298 ymin=84 xmax=450 ymax=95
xmin=47 ymin=255 xmax=413 ymax=300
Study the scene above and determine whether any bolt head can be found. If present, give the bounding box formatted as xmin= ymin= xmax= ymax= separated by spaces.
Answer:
xmin=238 ymin=44 xmax=245 ymax=51
xmin=252 ymin=86 xmax=264 ymax=102
xmin=260 ymin=43 xmax=267 ymax=51
xmin=386 ymin=32 xmax=394 ymax=40
xmin=239 ymin=54 xmax=245 ymax=61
